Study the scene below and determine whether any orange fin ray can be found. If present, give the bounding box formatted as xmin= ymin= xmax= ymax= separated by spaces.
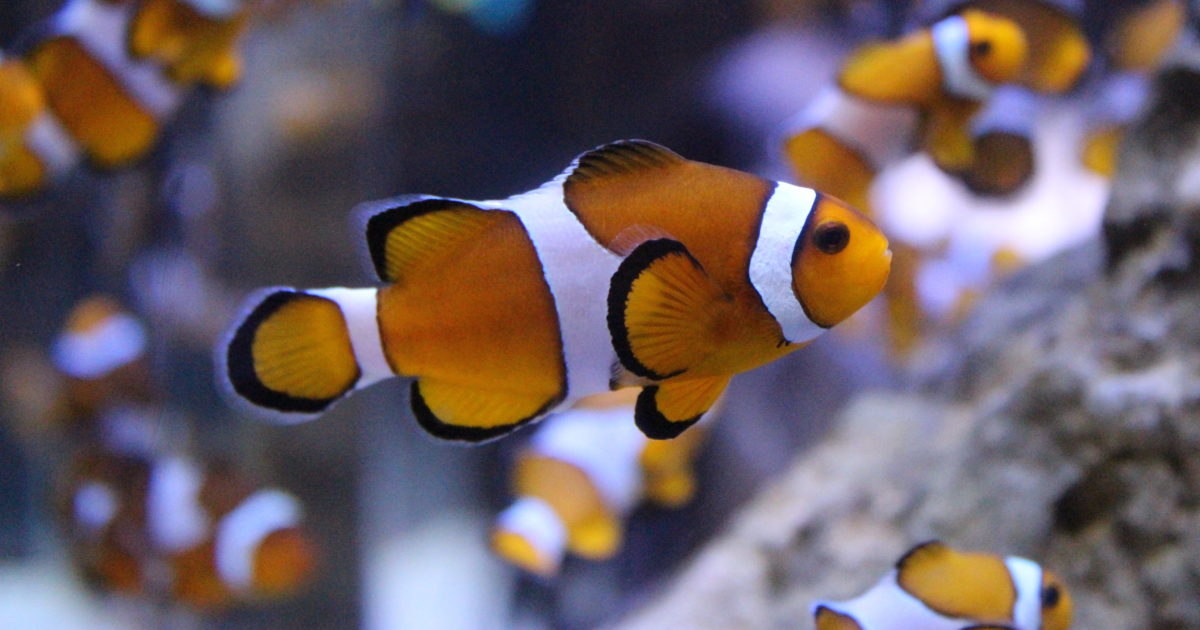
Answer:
xmin=360 ymin=196 xmax=503 ymax=283
xmin=566 ymin=139 xmax=685 ymax=185
xmin=607 ymin=239 xmax=728 ymax=380
xmin=225 ymin=289 xmax=360 ymax=417
xmin=634 ymin=375 xmax=728 ymax=440
xmin=410 ymin=378 xmax=559 ymax=443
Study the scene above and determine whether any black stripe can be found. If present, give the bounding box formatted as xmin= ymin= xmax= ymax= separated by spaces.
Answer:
xmin=409 ymin=381 xmax=562 ymax=444
xmin=363 ymin=197 xmax=471 ymax=282
xmin=226 ymin=290 xmax=351 ymax=414
xmin=633 ymin=385 xmax=702 ymax=440
xmin=607 ymin=238 xmax=692 ymax=381
xmin=789 ymin=191 xmax=833 ymax=330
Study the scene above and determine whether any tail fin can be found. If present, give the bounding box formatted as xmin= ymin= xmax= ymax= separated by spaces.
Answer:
xmin=491 ymin=497 xmax=568 ymax=577
xmin=223 ymin=287 xmax=389 ymax=420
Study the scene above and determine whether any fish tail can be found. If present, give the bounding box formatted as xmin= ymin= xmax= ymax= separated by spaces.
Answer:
xmin=222 ymin=287 xmax=390 ymax=421
xmin=491 ymin=497 xmax=568 ymax=577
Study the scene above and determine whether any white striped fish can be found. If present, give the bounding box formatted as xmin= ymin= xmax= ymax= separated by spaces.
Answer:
xmin=222 ymin=139 xmax=892 ymax=441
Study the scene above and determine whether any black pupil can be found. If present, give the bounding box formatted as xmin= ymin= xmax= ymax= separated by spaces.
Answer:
xmin=972 ymin=40 xmax=992 ymax=57
xmin=1042 ymin=585 xmax=1060 ymax=608
xmin=813 ymin=222 xmax=850 ymax=254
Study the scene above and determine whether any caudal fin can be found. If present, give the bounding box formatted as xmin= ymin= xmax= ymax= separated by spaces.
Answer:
xmin=223 ymin=287 xmax=385 ymax=420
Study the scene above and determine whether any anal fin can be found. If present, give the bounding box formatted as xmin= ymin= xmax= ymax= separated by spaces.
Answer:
xmin=410 ymin=379 xmax=558 ymax=443
xmin=608 ymin=238 xmax=728 ymax=380
xmin=635 ymin=375 xmax=728 ymax=440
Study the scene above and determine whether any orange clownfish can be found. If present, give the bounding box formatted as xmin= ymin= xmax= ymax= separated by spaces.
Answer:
xmin=491 ymin=389 xmax=711 ymax=576
xmin=222 ymin=139 xmax=891 ymax=442
xmin=63 ymin=451 xmax=315 ymax=609
xmin=0 ymin=0 xmax=248 ymax=199
xmin=922 ymin=0 xmax=1092 ymax=195
xmin=812 ymin=541 xmax=1072 ymax=630
xmin=783 ymin=9 xmax=1028 ymax=213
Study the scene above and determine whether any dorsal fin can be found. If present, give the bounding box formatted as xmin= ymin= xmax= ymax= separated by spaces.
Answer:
xmin=566 ymin=139 xmax=686 ymax=185
xmin=895 ymin=540 xmax=1018 ymax=623
xmin=358 ymin=195 xmax=501 ymax=283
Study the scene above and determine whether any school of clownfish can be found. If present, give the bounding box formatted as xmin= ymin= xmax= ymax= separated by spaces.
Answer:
xmin=4 ymin=0 xmax=1195 ymax=624
xmin=39 ymin=296 xmax=316 ymax=611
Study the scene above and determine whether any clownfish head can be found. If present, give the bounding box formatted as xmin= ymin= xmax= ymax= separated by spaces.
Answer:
xmin=790 ymin=192 xmax=891 ymax=329
xmin=1039 ymin=568 xmax=1072 ymax=630
xmin=960 ymin=9 xmax=1028 ymax=85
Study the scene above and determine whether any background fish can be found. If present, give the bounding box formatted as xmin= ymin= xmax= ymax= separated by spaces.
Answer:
xmin=491 ymin=389 xmax=713 ymax=577
xmin=0 ymin=0 xmax=250 ymax=200
xmin=813 ymin=540 xmax=1072 ymax=630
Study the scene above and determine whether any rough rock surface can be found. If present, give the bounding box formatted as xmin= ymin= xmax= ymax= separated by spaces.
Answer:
xmin=608 ymin=49 xmax=1200 ymax=630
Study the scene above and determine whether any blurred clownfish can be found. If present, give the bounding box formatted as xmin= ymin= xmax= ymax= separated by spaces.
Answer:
xmin=491 ymin=389 xmax=712 ymax=577
xmin=812 ymin=540 xmax=1072 ymax=630
xmin=63 ymin=450 xmax=315 ymax=609
xmin=222 ymin=139 xmax=891 ymax=442
xmin=922 ymin=0 xmax=1092 ymax=196
xmin=1081 ymin=0 xmax=1184 ymax=178
xmin=49 ymin=295 xmax=157 ymax=431
xmin=0 ymin=0 xmax=248 ymax=200
xmin=783 ymin=9 xmax=1027 ymax=214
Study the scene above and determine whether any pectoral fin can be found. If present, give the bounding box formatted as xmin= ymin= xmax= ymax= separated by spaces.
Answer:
xmin=607 ymin=238 xmax=728 ymax=380
xmin=635 ymin=376 xmax=728 ymax=440
xmin=410 ymin=379 xmax=558 ymax=443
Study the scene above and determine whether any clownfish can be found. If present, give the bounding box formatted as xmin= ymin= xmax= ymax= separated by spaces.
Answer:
xmin=0 ymin=0 xmax=248 ymax=199
xmin=222 ymin=139 xmax=891 ymax=441
xmin=63 ymin=450 xmax=315 ymax=609
xmin=1081 ymin=0 xmax=1184 ymax=178
xmin=491 ymin=389 xmax=711 ymax=576
xmin=783 ymin=9 xmax=1027 ymax=214
xmin=812 ymin=540 xmax=1071 ymax=630
xmin=922 ymin=0 xmax=1092 ymax=195
xmin=48 ymin=295 xmax=158 ymax=434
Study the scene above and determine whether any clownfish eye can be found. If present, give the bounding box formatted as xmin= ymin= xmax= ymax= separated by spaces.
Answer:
xmin=971 ymin=40 xmax=993 ymax=57
xmin=813 ymin=221 xmax=850 ymax=255
xmin=1041 ymin=584 xmax=1061 ymax=608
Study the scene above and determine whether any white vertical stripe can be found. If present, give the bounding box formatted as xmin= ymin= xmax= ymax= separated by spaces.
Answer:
xmin=495 ymin=497 xmax=567 ymax=570
xmin=51 ymin=312 xmax=147 ymax=379
xmin=308 ymin=287 xmax=393 ymax=389
xmin=56 ymin=0 xmax=184 ymax=118
xmin=485 ymin=179 xmax=622 ymax=409
xmin=215 ymin=489 xmax=303 ymax=591
xmin=932 ymin=15 xmax=995 ymax=101
xmin=1005 ymin=556 xmax=1044 ymax=630
xmin=747 ymin=183 xmax=826 ymax=344
xmin=74 ymin=481 xmax=119 ymax=536
xmin=24 ymin=111 xmax=81 ymax=178
xmin=147 ymin=456 xmax=209 ymax=553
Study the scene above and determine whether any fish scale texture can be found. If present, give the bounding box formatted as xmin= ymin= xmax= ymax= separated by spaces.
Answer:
xmin=607 ymin=50 xmax=1200 ymax=630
